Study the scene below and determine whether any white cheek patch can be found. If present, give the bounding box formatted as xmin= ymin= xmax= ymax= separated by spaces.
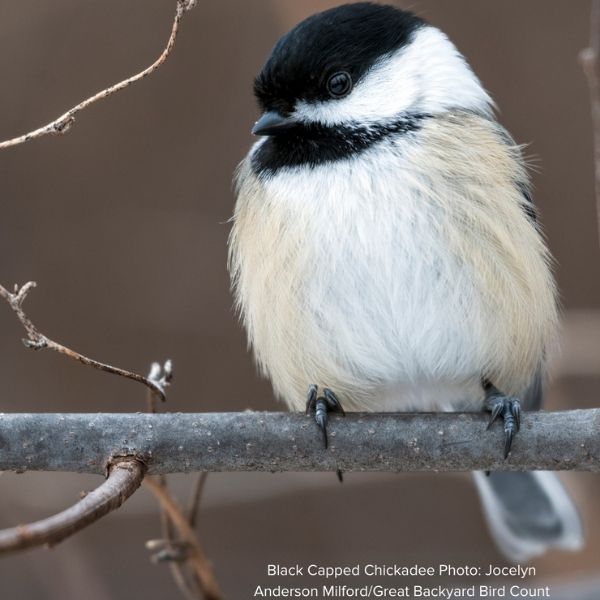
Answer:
xmin=294 ymin=25 xmax=493 ymax=126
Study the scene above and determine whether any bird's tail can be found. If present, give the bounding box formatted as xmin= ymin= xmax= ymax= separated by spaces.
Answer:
xmin=472 ymin=471 xmax=584 ymax=562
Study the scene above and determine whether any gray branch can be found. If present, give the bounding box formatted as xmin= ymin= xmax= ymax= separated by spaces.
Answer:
xmin=1 ymin=410 xmax=599 ymax=474
xmin=0 ymin=458 xmax=145 ymax=555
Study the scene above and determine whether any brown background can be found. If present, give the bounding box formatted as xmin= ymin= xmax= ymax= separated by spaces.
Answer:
xmin=1 ymin=1 xmax=599 ymax=598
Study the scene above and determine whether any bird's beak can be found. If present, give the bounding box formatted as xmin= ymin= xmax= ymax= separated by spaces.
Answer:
xmin=252 ymin=111 xmax=297 ymax=136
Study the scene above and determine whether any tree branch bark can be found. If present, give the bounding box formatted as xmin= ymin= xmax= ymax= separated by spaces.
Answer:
xmin=0 ymin=458 xmax=145 ymax=556
xmin=0 ymin=411 xmax=598 ymax=474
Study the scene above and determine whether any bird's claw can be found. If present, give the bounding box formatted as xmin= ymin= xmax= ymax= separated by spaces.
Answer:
xmin=305 ymin=384 xmax=318 ymax=415
xmin=305 ymin=385 xmax=345 ymax=449
xmin=486 ymin=395 xmax=521 ymax=458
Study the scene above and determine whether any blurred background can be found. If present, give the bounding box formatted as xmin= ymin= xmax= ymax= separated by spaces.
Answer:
xmin=1 ymin=0 xmax=599 ymax=598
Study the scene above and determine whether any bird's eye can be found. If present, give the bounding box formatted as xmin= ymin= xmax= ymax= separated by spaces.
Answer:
xmin=326 ymin=71 xmax=352 ymax=98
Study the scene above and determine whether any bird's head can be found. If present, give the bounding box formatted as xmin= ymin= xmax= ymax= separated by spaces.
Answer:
xmin=252 ymin=2 xmax=492 ymax=136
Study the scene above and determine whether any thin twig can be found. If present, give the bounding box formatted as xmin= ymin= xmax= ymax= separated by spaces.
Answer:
xmin=187 ymin=473 xmax=208 ymax=528
xmin=0 ymin=0 xmax=196 ymax=150
xmin=0 ymin=281 xmax=169 ymax=401
xmin=580 ymin=0 xmax=600 ymax=245
xmin=145 ymin=362 xmax=208 ymax=599
xmin=145 ymin=478 xmax=223 ymax=600
xmin=146 ymin=361 xmax=197 ymax=597
xmin=158 ymin=502 xmax=202 ymax=600
xmin=0 ymin=458 xmax=145 ymax=555
xmin=154 ymin=475 xmax=202 ymax=600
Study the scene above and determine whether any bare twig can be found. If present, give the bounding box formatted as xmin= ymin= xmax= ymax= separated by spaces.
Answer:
xmin=145 ymin=478 xmax=223 ymax=600
xmin=1 ymin=411 xmax=599 ymax=474
xmin=0 ymin=0 xmax=196 ymax=150
xmin=147 ymin=538 xmax=192 ymax=562
xmin=580 ymin=0 xmax=600 ymax=244
xmin=0 ymin=281 xmax=169 ymax=401
xmin=151 ymin=473 xmax=202 ymax=600
xmin=0 ymin=458 xmax=145 ymax=555
xmin=147 ymin=489 xmax=206 ymax=600
xmin=187 ymin=473 xmax=208 ymax=528
xmin=157 ymin=502 xmax=202 ymax=600
xmin=144 ymin=361 xmax=211 ymax=600
xmin=145 ymin=361 xmax=193 ymax=596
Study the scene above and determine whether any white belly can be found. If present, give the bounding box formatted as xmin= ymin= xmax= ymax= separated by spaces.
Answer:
xmin=253 ymin=163 xmax=488 ymax=410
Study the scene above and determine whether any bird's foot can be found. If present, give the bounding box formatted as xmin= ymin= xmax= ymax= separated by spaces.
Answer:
xmin=305 ymin=384 xmax=345 ymax=449
xmin=485 ymin=389 xmax=521 ymax=459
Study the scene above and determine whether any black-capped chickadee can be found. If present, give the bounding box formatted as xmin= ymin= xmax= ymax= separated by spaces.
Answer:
xmin=228 ymin=2 xmax=583 ymax=561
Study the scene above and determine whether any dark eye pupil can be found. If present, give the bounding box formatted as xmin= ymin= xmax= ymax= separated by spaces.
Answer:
xmin=327 ymin=72 xmax=352 ymax=98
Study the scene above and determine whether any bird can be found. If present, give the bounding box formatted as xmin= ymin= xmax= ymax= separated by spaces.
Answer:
xmin=228 ymin=2 xmax=583 ymax=562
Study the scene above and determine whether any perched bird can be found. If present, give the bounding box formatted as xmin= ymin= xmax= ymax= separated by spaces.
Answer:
xmin=228 ymin=2 xmax=583 ymax=561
